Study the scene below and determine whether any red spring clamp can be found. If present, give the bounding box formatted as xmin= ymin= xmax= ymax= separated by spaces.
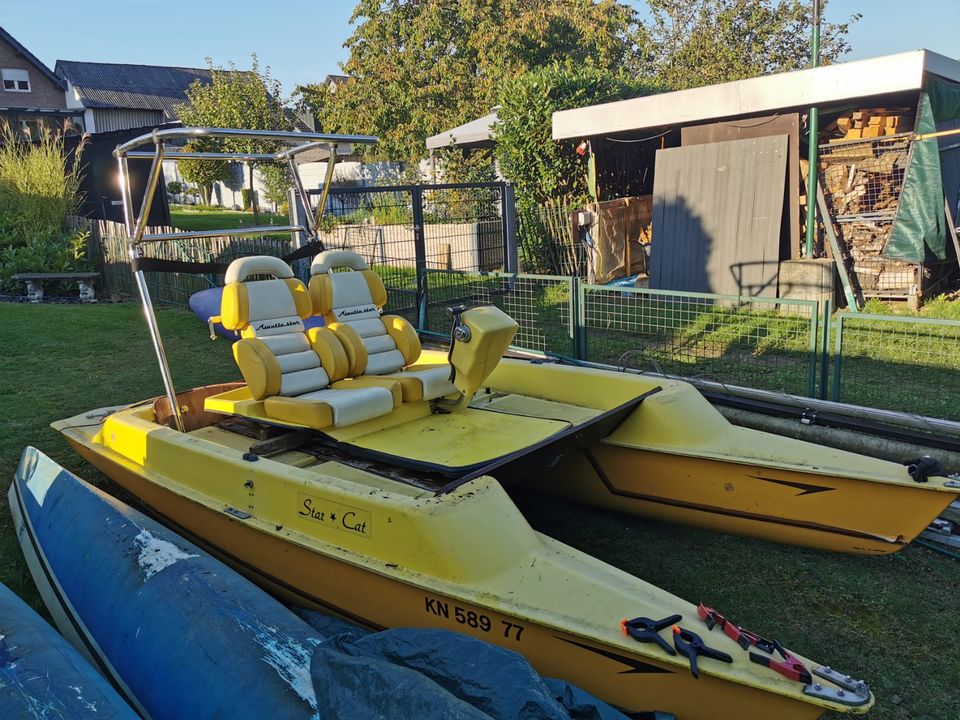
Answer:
xmin=697 ymin=603 xmax=776 ymax=653
xmin=749 ymin=641 xmax=813 ymax=685
xmin=697 ymin=602 xmax=812 ymax=684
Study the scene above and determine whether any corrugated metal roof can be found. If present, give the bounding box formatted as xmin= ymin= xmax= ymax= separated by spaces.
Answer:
xmin=55 ymin=61 xmax=218 ymax=119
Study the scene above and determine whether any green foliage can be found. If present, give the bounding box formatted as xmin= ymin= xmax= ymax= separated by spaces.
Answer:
xmin=921 ymin=294 xmax=960 ymax=320
xmin=176 ymin=55 xmax=295 ymax=216
xmin=861 ymin=294 xmax=960 ymax=321
xmin=371 ymin=193 xmax=411 ymax=225
xmin=300 ymin=0 xmax=638 ymax=165
xmin=0 ymin=124 xmax=89 ymax=291
xmin=166 ymin=180 xmax=184 ymax=196
xmin=258 ymin=164 xmax=292 ymax=209
xmin=1 ymin=228 xmax=90 ymax=292
xmin=494 ymin=63 xmax=654 ymax=207
xmin=176 ymin=55 xmax=292 ymax=149
xmin=639 ymin=0 xmax=859 ymax=90
xmin=241 ymin=188 xmax=256 ymax=212
xmin=434 ymin=146 xmax=497 ymax=185
xmin=861 ymin=298 xmax=896 ymax=315
xmin=494 ymin=63 xmax=652 ymax=273
xmin=299 ymin=1 xmax=857 ymax=170
xmin=176 ymin=143 xmax=231 ymax=205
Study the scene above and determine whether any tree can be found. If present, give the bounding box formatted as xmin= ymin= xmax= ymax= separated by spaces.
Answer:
xmin=176 ymin=144 xmax=230 ymax=205
xmin=492 ymin=63 xmax=655 ymax=272
xmin=494 ymin=63 xmax=654 ymax=206
xmin=300 ymin=0 xmax=640 ymax=165
xmin=258 ymin=163 xmax=292 ymax=212
xmin=176 ymin=55 xmax=293 ymax=222
xmin=639 ymin=0 xmax=860 ymax=90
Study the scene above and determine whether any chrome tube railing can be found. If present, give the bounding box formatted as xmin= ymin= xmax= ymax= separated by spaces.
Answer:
xmin=113 ymin=126 xmax=378 ymax=432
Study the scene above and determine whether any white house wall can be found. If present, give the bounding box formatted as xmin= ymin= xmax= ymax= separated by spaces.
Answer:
xmin=163 ymin=159 xmax=404 ymax=211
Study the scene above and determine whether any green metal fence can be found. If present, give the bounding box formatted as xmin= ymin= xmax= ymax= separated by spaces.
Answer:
xmin=578 ymin=284 xmax=822 ymax=397
xmin=422 ymin=271 xmax=574 ymax=354
xmin=422 ymin=270 xmax=823 ymax=397
xmin=832 ymin=313 xmax=960 ymax=421
xmin=92 ymin=227 xmax=960 ymax=420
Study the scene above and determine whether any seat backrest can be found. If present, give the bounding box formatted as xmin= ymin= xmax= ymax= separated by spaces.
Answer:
xmin=309 ymin=250 xmax=410 ymax=375
xmin=221 ymin=256 xmax=331 ymax=399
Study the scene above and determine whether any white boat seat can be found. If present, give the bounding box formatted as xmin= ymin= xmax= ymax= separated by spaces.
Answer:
xmin=219 ymin=256 xmax=399 ymax=429
xmin=308 ymin=250 xmax=458 ymax=402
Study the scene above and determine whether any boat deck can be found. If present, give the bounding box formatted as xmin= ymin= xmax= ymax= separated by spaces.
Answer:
xmin=180 ymin=387 xmax=646 ymax=493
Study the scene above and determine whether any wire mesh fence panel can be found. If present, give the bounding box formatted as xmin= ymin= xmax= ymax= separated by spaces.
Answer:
xmin=516 ymin=199 xmax=583 ymax=276
xmin=422 ymin=270 xmax=573 ymax=354
xmin=421 ymin=185 xmax=506 ymax=272
xmin=833 ymin=313 xmax=960 ymax=420
xmin=316 ymin=184 xmax=509 ymax=321
xmin=581 ymin=286 xmax=819 ymax=395
xmin=818 ymin=134 xmax=919 ymax=299
xmin=317 ymin=188 xmax=418 ymax=311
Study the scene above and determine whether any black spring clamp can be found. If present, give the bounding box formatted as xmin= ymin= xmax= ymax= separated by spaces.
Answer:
xmin=619 ymin=614 xmax=681 ymax=656
xmin=672 ymin=625 xmax=733 ymax=679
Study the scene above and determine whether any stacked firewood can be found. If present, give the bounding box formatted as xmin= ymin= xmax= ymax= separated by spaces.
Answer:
xmin=826 ymin=108 xmax=913 ymax=142
xmin=841 ymin=223 xmax=915 ymax=291
xmin=818 ymin=127 xmax=916 ymax=293
xmin=821 ymin=150 xmax=906 ymax=215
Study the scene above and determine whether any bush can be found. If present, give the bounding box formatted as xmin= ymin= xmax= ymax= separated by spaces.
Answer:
xmin=494 ymin=63 xmax=656 ymax=207
xmin=492 ymin=63 xmax=656 ymax=272
xmin=241 ymin=188 xmax=257 ymax=212
xmin=0 ymin=124 xmax=89 ymax=292
xmin=166 ymin=180 xmax=184 ymax=196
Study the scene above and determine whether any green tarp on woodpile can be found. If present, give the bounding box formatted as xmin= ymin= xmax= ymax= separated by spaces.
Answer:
xmin=885 ymin=76 xmax=960 ymax=261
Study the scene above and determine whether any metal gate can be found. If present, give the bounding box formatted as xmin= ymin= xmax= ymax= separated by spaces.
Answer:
xmin=303 ymin=182 xmax=516 ymax=323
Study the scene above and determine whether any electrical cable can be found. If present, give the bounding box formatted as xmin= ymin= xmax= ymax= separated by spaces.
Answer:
xmin=718 ymin=114 xmax=783 ymax=129
xmin=603 ymin=129 xmax=672 ymax=144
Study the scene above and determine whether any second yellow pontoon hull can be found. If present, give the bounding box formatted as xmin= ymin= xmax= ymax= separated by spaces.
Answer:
xmin=549 ymin=445 xmax=955 ymax=554
xmin=480 ymin=357 xmax=959 ymax=554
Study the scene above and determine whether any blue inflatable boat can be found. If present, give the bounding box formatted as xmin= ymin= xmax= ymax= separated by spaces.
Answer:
xmin=190 ymin=286 xmax=324 ymax=340
xmin=0 ymin=581 xmax=136 ymax=719
xmin=10 ymin=447 xmax=651 ymax=720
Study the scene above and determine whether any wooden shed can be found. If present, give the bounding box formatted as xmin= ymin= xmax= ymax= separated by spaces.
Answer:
xmin=552 ymin=50 xmax=960 ymax=306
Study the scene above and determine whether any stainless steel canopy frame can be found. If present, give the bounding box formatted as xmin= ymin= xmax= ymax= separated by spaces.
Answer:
xmin=114 ymin=127 xmax=378 ymax=432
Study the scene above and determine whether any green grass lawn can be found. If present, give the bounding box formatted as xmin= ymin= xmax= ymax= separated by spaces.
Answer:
xmin=0 ymin=302 xmax=238 ymax=605
xmin=170 ymin=205 xmax=290 ymax=237
xmin=1 ymin=301 xmax=958 ymax=719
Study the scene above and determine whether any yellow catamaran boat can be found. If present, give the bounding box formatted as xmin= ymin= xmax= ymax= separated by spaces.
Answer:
xmin=47 ymin=127 xmax=951 ymax=717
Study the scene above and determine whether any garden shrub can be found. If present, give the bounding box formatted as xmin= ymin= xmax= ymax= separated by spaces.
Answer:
xmin=0 ymin=124 xmax=89 ymax=292
xmin=493 ymin=63 xmax=656 ymax=272
xmin=494 ymin=63 xmax=654 ymax=207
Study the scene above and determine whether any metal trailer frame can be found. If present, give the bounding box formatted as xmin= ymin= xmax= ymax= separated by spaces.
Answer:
xmin=114 ymin=126 xmax=378 ymax=433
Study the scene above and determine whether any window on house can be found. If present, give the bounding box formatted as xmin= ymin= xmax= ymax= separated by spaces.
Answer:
xmin=2 ymin=69 xmax=31 ymax=92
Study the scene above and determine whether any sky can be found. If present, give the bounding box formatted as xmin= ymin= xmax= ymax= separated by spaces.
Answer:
xmin=2 ymin=0 xmax=958 ymax=97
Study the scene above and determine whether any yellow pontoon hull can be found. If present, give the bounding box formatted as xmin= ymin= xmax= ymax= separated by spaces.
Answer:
xmin=56 ymin=403 xmax=870 ymax=720
xmin=478 ymin=356 xmax=959 ymax=555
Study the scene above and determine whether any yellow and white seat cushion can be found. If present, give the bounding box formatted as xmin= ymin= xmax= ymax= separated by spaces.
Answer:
xmin=308 ymin=250 xmax=457 ymax=402
xmin=220 ymin=256 xmax=398 ymax=429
